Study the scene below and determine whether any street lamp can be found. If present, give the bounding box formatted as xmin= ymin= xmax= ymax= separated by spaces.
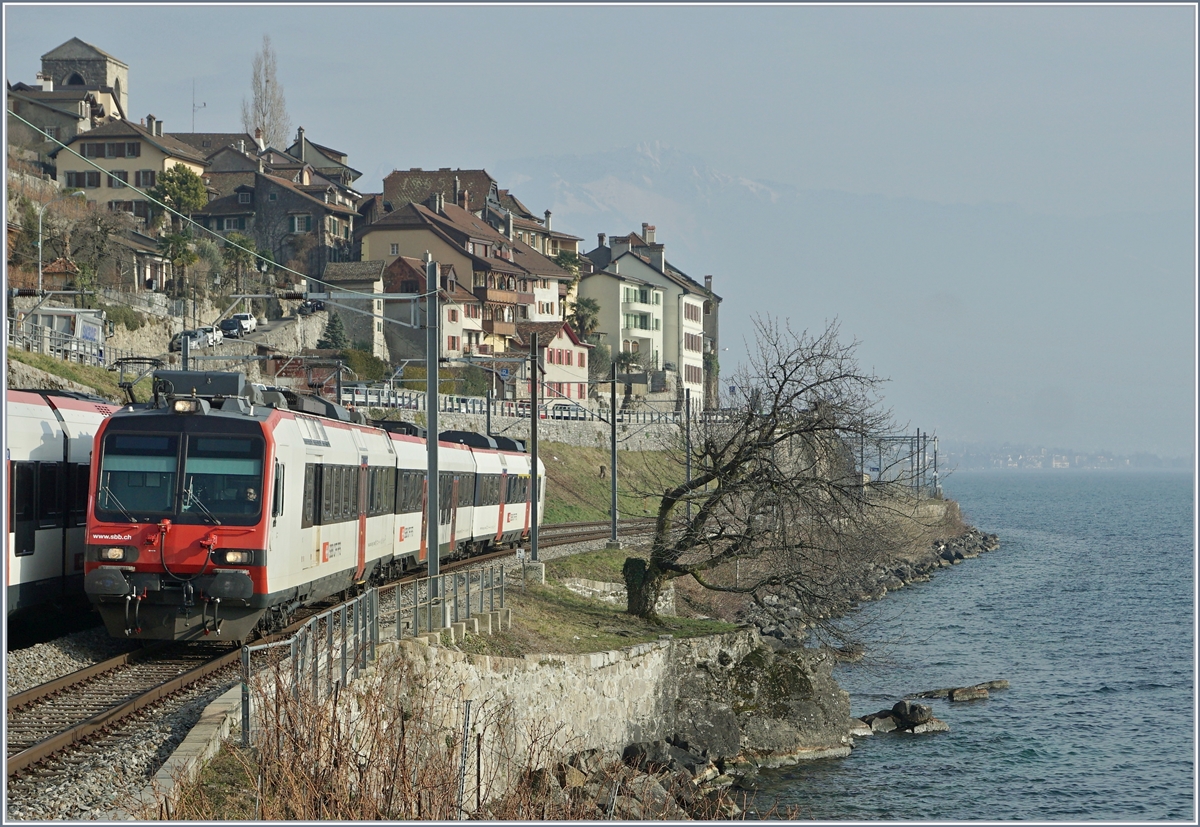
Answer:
xmin=37 ymin=190 xmax=87 ymax=295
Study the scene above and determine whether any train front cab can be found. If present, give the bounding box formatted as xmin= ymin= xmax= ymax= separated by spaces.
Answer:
xmin=84 ymin=406 xmax=273 ymax=641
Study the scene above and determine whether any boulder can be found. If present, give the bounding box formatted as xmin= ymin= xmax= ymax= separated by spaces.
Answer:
xmin=671 ymin=698 xmax=742 ymax=761
xmin=949 ymin=686 xmax=989 ymax=702
xmin=869 ymin=714 xmax=897 ymax=733
xmin=623 ymin=773 xmax=690 ymax=820
xmin=892 ymin=700 xmax=933 ymax=726
xmin=910 ymin=718 xmax=950 ymax=734
xmin=623 ymin=740 xmax=707 ymax=776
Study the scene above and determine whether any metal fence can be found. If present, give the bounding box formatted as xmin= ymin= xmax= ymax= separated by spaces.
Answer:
xmin=239 ymin=565 xmax=506 ymax=746
xmin=6 ymin=316 xmax=141 ymax=367
xmin=337 ymin=384 xmax=736 ymax=425
xmin=96 ymin=288 xmax=187 ymax=321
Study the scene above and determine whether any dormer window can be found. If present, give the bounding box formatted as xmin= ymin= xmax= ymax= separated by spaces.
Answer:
xmin=238 ymin=192 xmax=251 ymax=204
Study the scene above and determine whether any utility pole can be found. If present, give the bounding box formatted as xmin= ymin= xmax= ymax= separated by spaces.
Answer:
xmin=608 ymin=361 xmax=620 ymax=549
xmin=685 ymin=388 xmax=692 ymax=521
xmin=425 ymin=253 xmax=440 ymax=589
xmin=529 ymin=333 xmax=539 ymax=563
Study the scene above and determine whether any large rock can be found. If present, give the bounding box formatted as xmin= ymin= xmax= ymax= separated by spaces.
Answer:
xmin=949 ymin=686 xmax=989 ymax=702
xmin=892 ymin=700 xmax=933 ymax=726
xmin=671 ymin=699 xmax=741 ymax=760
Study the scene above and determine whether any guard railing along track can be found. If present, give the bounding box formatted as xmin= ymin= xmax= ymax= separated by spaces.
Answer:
xmin=5 ymin=642 xmax=240 ymax=776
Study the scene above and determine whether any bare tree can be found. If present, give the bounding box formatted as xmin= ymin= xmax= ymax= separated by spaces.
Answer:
xmin=240 ymin=35 xmax=292 ymax=149
xmin=624 ymin=317 xmax=917 ymax=627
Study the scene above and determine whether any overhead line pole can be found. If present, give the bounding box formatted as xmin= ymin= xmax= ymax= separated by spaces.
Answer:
xmin=529 ymin=333 xmax=539 ymax=563
xmin=425 ymin=254 xmax=440 ymax=592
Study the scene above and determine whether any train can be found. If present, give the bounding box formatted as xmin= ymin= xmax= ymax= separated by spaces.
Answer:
xmin=6 ymin=388 xmax=118 ymax=617
xmin=82 ymin=370 xmax=544 ymax=642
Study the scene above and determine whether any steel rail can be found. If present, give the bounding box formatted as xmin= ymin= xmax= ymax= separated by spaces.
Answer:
xmin=6 ymin=647 xmax=240 ymax=777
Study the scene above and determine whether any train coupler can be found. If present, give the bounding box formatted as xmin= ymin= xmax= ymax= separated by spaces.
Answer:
xmin=123 ymin=590 xmax=146 ymax=636
xmin=201 ymin=597 xmax=223 ymax=636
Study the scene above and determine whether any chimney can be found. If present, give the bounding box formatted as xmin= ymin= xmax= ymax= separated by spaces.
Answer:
xmin=598 ymin=233 xmax=607 ymax=248
xmin=37 ymin=72 xmax=53 ymax=92
xmin=612 ymin=236 xmax=631 ymax=257
xmin=506 ymin=211 xmax=514 ymax=239
xmin=611 ymin=261 xmax=619 ymax=275
xmin=296 ymin=126 xmax=305 ymax=157
xmin=238 ymin=139 xmax=245 ymax=154
xmin=704 ymin=274 xmax=713 ymax=293
xmin=649 ymin=244 xmax=665 ymax=272
xmin=544 ymin=209 xmax=552 ymax=232
xmin=458 ymin=188 xmax=468 ymax=211
xmin=644 ymin=224 xmax=656 ymax=244
xmin=145 ymin=114 xmax=156 ymax=135
xmin=254 ymin=128 xmax=265 ymax=151
xmin=454 ymin=175 xmax=460 ymax=204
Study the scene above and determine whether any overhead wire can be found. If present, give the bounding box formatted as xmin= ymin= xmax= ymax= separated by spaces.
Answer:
xmin=7 ymin=110 xmax=430 ymax=306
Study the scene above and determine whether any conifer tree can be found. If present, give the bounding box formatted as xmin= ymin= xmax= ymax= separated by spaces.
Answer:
xmin=316 ymin=312 xmax=349 ymax=350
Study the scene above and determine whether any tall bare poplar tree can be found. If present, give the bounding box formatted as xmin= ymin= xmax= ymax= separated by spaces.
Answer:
xmin=240 ymin=35 xmax=292 ymax=149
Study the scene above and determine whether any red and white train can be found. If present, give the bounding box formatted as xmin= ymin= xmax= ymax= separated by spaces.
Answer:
xmin=83 ymin=371 xmax=544 ymax=642
xmin=6 ymin=389 xmax=117 ymax=616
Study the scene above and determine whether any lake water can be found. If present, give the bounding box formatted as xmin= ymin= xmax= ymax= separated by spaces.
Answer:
xmin=752 ymin=470 xmax=1195 ymax=821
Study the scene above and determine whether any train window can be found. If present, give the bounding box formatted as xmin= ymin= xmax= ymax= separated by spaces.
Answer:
xmin=350 ymin=467 xmax=360 ymax=517
xmin=272 ymin=463 xmax=285 ymax=518
xmin=321 ymin=465 xmax=335 ymax=524
xmin=97 ymin=433 xmax=179 ymax=520
xmin=459 ymin=472 xmax=476 ymax=508
xmin=302 ymin=464 xmax=317 ymax=527
xmin=182 ymin=436 xmax=264 ymax=525
xmin=38 ymin=463 xmax=64 ymax=528
xmin=13 ymin=463 xmax=35 ymax=520
xmin=69 ymin=464 xmax=90 ymax=526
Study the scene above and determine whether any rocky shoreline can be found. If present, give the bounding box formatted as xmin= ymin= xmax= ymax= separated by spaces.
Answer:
xmin=589 ymin=525 xmax=1002 ymax=814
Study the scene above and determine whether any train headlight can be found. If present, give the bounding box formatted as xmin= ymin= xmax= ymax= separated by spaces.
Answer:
xmin=99 ymin=546 xmax=127 ymax=561
xmin=172 ymin=399 xmax=202 ymax=413
xmin=221 ymin=550 xmax=252 ymax=565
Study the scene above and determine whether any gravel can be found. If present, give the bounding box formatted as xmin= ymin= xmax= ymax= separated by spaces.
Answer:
xmin=5 ymin=627 xmax=139 ymax=697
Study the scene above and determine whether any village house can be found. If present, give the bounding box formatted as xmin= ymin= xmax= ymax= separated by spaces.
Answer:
xmin=318 ymin=260 xmax=387 ymax=360
xmin=193 ymin=169 xmax=356 ymax=275
xmin=514 ymin=320 xmax=592 ymax=403
xmin=582 ymin=225 xmax=722 ymax=408
xmin=50 ymin=114 xmax=208 ymax=226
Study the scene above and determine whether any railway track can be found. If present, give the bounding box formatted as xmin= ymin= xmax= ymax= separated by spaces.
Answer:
xmin=5 ymin=642 xmax=240 ymax=777
xmin=537 ymin=517 xmax=658 ymax=547
xmin=5 ymin=518 xmax=651 ymax=777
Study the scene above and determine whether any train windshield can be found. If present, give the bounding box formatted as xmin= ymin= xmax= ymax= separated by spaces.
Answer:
xmin=181 ymin=437 xmax=264 ymax=524
xmin=96 ymin=433 xmax=179 ymax=520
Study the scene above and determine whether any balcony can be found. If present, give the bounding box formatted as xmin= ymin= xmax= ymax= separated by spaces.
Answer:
xmin=473 ymin=286 xmax=517 ymax=304
xmin=483 ymin=319 xmax=516 ymax=337
xmin=516 ymin=292 xmax=535 ymax=305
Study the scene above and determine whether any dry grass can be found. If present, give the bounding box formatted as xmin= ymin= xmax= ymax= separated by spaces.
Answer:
xmin=456 ymin=579 xmax=738 ymax=658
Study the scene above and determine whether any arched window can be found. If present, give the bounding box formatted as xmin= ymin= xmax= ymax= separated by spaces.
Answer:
xmin=65 ymin=72 xmax=85 ymax=86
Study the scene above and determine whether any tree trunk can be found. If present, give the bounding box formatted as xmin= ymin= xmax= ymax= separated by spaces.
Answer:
xmin=623 ymin=557 xmax=664 ymax=620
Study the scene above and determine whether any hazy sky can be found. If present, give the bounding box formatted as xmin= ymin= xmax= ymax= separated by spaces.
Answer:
xmin=4 ymin=3 xmax=1196 ymax=457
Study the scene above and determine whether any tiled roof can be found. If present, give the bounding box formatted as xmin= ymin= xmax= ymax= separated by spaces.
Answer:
xmin=42 ymin=37 xmax=128 ymax=67
xmin=51 ymin=119 xmax=209 ymax=165
xmin=321 ymin=260 xmax=386 ymax=284
xmin=513 ymin=320 xmax=569 ymax=345
xmin=167 ymin=132 xmax=257 ymax=155
xmin=201 ymin=172 xmax=257 ymax=198
xmin=511 ymin=237 xmax=571 ymax=279
xmin=382 ymin=168 xmax=496 ymax=215
xmin=496 ymin=189 xmax=536 ymax=219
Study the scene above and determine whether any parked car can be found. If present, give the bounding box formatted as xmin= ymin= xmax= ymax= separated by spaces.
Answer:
xmin=548 ymin=402 xmax=588 ymax=420
xmin=231 ymin=312 xmax=258 ymax=335
xmin=169 ymin=330 xmax=205 ymax=352
xmin=197 ymin=325 xmax=223 ymax=346
xmin=297 ymin=300 xmax=326 ymax=316
xmin=218 ymin=318 xmax=244 ymax=339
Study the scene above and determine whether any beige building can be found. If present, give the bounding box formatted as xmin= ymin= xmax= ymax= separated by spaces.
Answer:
xmin=51 ymin=115 xmax=208 ymax=224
